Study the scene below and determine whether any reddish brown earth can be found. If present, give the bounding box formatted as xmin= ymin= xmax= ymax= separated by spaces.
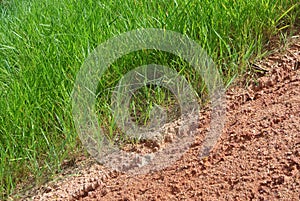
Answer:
xmin=20 ymin=37 xmax=300 ymax=201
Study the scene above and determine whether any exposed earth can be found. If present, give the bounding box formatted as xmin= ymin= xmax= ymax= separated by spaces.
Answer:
xmin=17 ymin=36 xmax=299 ymax=200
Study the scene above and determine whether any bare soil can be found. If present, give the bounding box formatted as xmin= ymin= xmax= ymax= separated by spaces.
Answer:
xmin=19 ymin=36 xmax=300 ymax=201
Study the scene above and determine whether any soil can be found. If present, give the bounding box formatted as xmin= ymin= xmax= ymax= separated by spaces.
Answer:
xmin=18 ymin=36 xmax=300 ymax=201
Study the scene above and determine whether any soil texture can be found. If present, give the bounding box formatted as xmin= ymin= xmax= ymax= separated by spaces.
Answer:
xmin=20 ymin=36 xmax=300 ymax=201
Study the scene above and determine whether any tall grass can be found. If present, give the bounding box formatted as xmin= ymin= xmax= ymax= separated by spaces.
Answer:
xmin=0 ymin=0 xmax=299 ymax=198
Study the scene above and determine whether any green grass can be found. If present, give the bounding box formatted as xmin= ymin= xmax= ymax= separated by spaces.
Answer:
xmin=0 ymin=0 xmax=299 ymax=199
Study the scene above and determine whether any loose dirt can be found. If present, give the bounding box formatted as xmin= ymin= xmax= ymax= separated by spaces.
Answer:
xmin=20 ymin=36 xmax=300 ymax=201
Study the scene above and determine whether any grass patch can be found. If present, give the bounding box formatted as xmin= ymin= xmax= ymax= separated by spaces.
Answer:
xmin=0 ymin=0 xmax=299 ymax=199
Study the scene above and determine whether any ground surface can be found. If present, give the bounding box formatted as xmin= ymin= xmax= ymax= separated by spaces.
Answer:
xmin=19 ymin=36 xmax=300 ymax=201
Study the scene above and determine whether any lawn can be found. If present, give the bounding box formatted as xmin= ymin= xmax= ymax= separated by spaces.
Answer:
xmin=0 ymin=0 xmax=299 ymax=199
